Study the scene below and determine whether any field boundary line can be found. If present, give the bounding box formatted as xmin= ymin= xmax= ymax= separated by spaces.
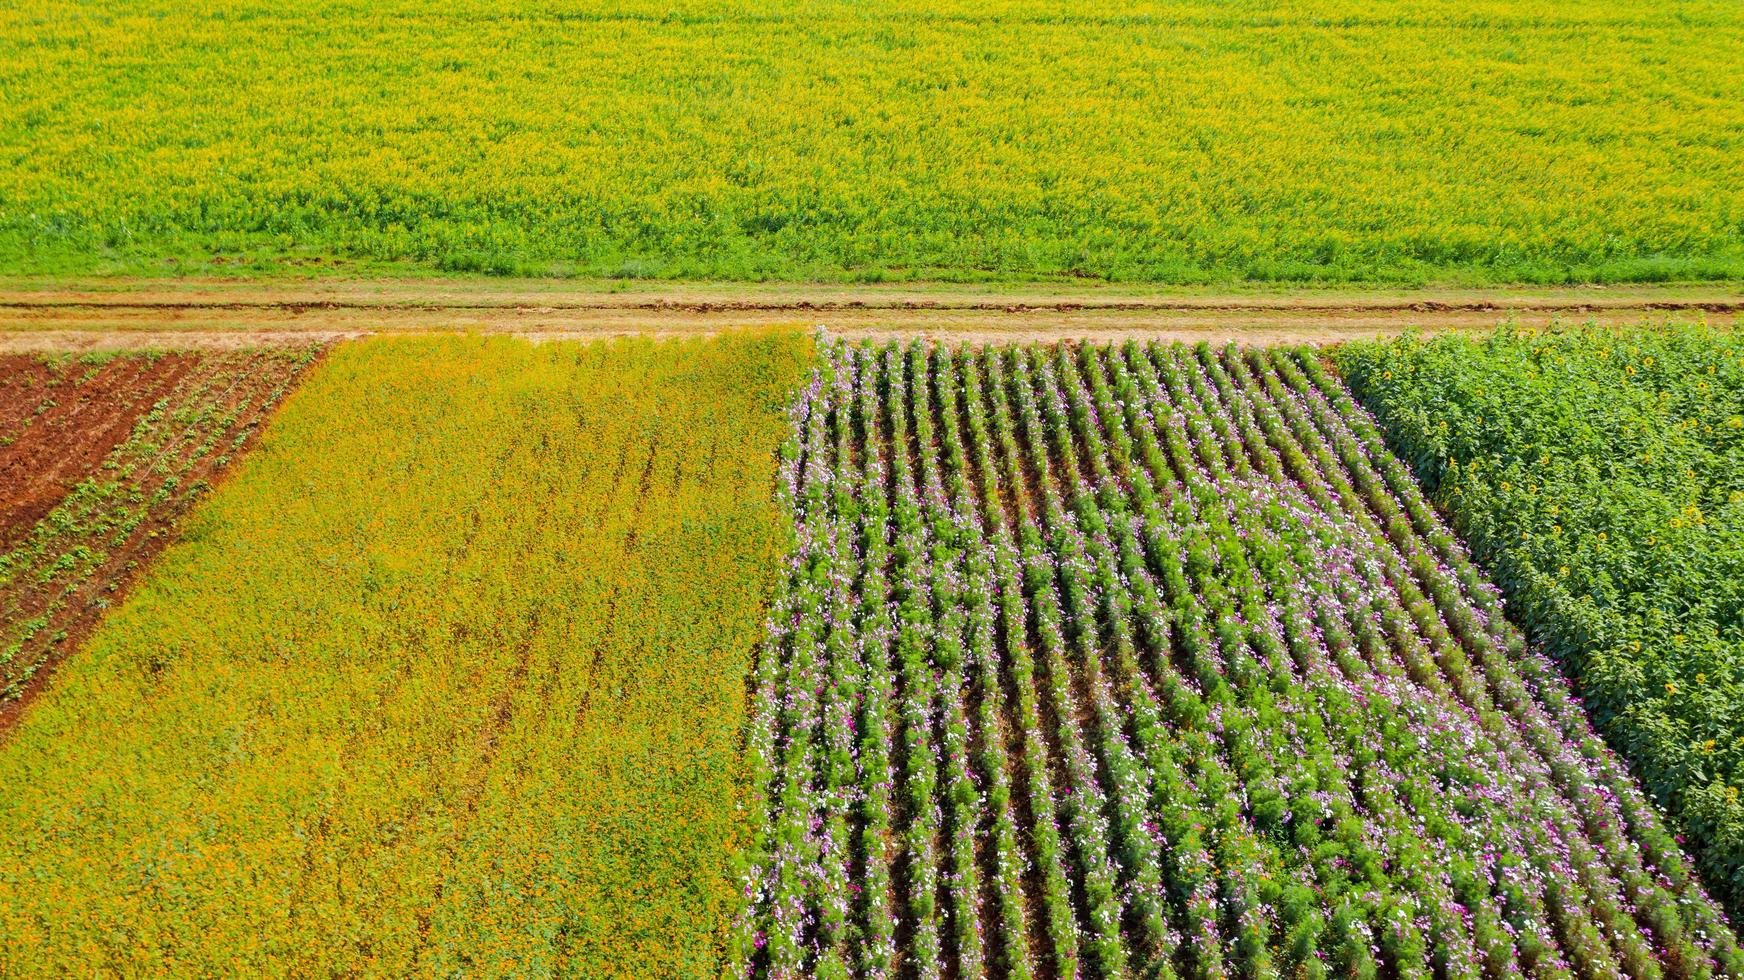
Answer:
xmin=1 ymin=280 xmax=1738 ymax=351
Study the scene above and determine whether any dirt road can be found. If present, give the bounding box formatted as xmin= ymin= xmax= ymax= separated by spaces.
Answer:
xmin=1 ymin=278 xmax=1738 ymax=351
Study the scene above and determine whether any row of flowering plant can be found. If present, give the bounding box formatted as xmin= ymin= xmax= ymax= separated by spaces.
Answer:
xmin=739 ymin=337 xmax=1742 ymax=978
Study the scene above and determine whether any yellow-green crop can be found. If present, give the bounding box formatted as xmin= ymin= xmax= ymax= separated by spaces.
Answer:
xmin=0 ymin=330 xmax=814 ymax=975
xmin=2 ymin=0 xmax=1741 ymax=284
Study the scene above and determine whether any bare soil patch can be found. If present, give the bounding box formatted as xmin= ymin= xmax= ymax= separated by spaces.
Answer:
xmin=0 ymin=279 xmax=1737 ymax=350
xmin=0 ymin=347 xmax=324 ymax=736
xmin=0 ymin=354 xmax=200 ymax=549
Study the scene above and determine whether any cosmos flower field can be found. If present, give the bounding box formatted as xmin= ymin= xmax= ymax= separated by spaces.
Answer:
xmin=740 ymin=339 xmax=1743 ymax=977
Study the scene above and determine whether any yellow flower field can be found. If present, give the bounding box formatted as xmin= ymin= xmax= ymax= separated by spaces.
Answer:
xmin=2 ymin=0 xmax=1741 ymax=283
xmin=0 ymin=330 xmax=814 ymax=975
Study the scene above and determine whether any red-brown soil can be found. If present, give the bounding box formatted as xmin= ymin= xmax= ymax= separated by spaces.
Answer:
xmin=0 ymin=347 xmax=324 ymax=735
xmin=0 ymin=354 xmax=201 ymax=550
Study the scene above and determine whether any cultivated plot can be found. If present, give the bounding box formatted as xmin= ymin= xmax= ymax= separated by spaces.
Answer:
xmin=741 ymin=340 xmax=1741 ymax=977
xmin=0 ymin=348 xmax=320 ymax=723
xmin=0 ymin=331 xmax=812 ymax=975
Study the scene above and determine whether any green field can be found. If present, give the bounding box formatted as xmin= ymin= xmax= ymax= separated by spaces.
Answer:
xmin=1340 ymin=325 xmax=1744 ymax=919
xmin=6 ymin=326 xmax=1744 ymax=974
xmin=3 ymin=0 xmax=1742 ymax=284
xmin=0 ymin=331 xmax=813 ymax=974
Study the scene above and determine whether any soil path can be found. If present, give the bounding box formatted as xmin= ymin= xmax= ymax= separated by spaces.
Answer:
xmin=1 ymin=278 xmax=1738 ymax=350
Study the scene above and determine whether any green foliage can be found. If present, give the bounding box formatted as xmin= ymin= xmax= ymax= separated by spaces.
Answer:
xmin=1338 ymin=323 xmax=1744 ymax=916
xmin=0 ymin=330 xmax=815 ymax=974
xmin=740 ymin=338 xmax=1742 ymax=976
xmin=4 ymin=0 xmax=1744 ymax=284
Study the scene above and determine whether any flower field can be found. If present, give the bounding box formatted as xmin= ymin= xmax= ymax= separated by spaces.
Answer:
xmin=0 ymin=331 xmax=813 ymax=974
xmin=3 ymin=327 xmax=1740 ymax=976
xmin=4 ymin=0 xmax=1744 ymax=284
xmin=740 ymin=339 xmax=1742 ymax=977
xmin=1339 ymin=325 xmax=1744 ymax=921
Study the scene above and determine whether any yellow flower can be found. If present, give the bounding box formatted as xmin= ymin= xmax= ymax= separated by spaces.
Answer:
xmin=1666 ymin=682 xmax=1678 ymax=695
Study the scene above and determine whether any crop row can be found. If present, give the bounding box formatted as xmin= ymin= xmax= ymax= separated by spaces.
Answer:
xmin=0 ymin=348 xmax=320 ymax=718
xmin=740 ymin=339 xmax=1741 ymax=978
